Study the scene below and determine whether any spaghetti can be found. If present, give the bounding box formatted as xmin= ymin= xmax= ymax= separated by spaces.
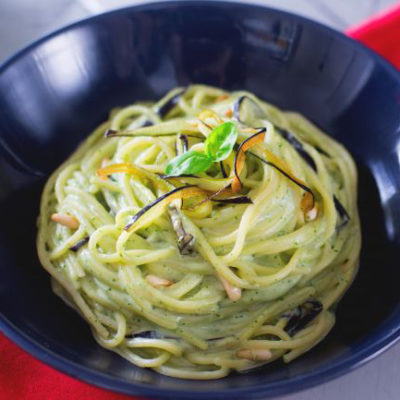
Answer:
xmin=37 ymin=85 xmax=361 ymax=379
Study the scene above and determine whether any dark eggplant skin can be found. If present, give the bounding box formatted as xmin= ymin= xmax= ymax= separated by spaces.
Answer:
xmin=126 ymin=331 xmax=179 ymax=340
xmin=334 ymin=195 xmax=351 ymax=229
xmin=161 ymin=173 xmax=198 ymax=179
xmin=141 ymin=120 xmax=154 ymax=128
xmin=211 ymin=196 xmax=253 ymax=205
xmin=275 ymin=127 xmax=317 ymax=171
xmin=105 ymin=120 xmax=154 ymax=137
xmin=124 ymin=185 xmax=196 ymax=231
xmin=126 ymin=331 xmax=157 ymax=339
xmin=233 ymin=94 xmax=327 ymax=169
xmin=276 ymin=128 xmax=332 ymax=161
xmin=105 ymin=129 xmax=118 ymax=137
xmin=232 ymin=95 xmax=247 ymax=124
xmin=233 ymin=128 xmax=266 ymax=189
xmin=110 ymin=93 xmax=349 ymax=228
xmin=274 ymin=128 xmax=350 ymax=227
xmin=168 ymin=205 xmax=195 ymax=254
xmin=219 ymin=161 xmax=228 ymax=178
xmin=248 ymin=151 xmax=315 ymax=207
xmin=233 ymin=95 xmax=264 ymax=125
xmin=69 ymin=236 xmax=89 ymax=252
xmin=273 ymin=129 xmax=350 ymax=228
xmin=284 ymin=300 xmax=323 ymax=337
xmin=156 ymin=88 xmax=186 ymax=118
xmin=179 ymin=134 xmax=189 ymax=153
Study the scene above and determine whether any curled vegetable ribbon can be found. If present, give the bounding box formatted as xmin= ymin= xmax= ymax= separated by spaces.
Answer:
xmin=232 ymin=129 xmax=314 ymax=212
xmin=97 ymin=163 xmax=208 ymax=232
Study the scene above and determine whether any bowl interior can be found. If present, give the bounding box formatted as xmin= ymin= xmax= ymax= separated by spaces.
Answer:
xmin=0 ymin=2 xmax=400 ymax=399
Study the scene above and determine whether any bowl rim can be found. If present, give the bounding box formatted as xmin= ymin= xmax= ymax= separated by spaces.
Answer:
xmin=1 ymin=1 xmax=400 ymax=398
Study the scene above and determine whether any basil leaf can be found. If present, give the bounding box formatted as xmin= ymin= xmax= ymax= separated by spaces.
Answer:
xmin=205 ymin=122 xmax=238 ymax=162
xmin=165 ymin=150 xmax=213 ymax=176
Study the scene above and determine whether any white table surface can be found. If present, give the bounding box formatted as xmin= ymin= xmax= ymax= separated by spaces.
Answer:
xmin=1 ymin=1 xmax=399 ymax=399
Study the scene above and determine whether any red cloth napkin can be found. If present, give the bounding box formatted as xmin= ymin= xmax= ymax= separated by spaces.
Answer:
xmin=1 ymin=4 xmax=400 ymax=400
xmin=0 ymin=334 xmax=135 ymax=400
xmin=347 ymin=2 xmax=400 ymax=69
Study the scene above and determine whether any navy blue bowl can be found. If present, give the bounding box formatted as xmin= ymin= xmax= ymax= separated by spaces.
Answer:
xmin=0 ymin=1 xmax=399 ymax=399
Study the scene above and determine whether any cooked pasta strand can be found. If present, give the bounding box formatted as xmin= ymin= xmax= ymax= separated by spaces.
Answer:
xmin=37 ymin=85 xmax=360 ymax=379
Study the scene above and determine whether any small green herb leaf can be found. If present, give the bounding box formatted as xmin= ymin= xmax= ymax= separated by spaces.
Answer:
xmin=165 ymin=150 xmax=213 ymax=176
xmin=164 ymin=122 xmax=238 ymax=176
xmin=205 ymin=122 xmax=238 ymax=162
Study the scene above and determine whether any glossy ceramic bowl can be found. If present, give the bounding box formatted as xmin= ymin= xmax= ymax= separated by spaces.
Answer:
xmin=0 ymin=2 xmax=399 ymax=399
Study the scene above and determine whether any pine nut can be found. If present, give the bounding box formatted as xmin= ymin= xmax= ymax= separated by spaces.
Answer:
xmin=146 ymin=275 xmax=173 ymax=288
xmin=51 ymin=213 xmax=79 ymax=229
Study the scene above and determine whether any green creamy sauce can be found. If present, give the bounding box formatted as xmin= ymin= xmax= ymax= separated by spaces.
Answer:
xmin=37 ymin=85 xmax=361 ymax=379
